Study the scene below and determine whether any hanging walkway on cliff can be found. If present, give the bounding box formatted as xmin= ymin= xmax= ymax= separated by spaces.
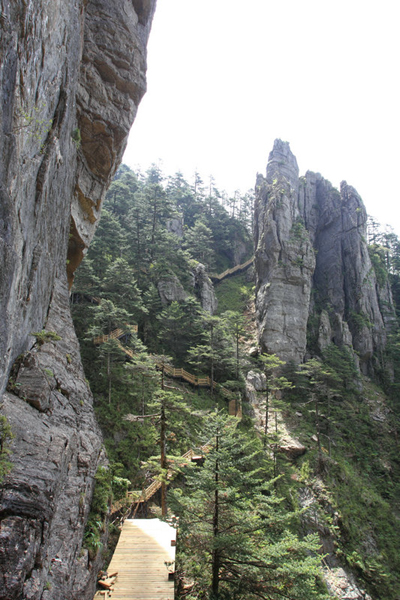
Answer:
xmin=112 ymin=443 xmax=211 ymax=518
xmin=210 ymin=256 xmax=254 ymax=283
xmin=93 ymin=328 xmax=241 ymax=409
xmin=94 ymin=518 xmax=176 ymax=600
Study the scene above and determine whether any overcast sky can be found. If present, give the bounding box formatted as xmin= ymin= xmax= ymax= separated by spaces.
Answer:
xmin=123 ymin=0 xmax=400 ymax=233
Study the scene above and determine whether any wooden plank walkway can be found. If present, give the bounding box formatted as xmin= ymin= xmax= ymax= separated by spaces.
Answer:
xmin=210 ymin=256 xmax=254 ymax=282
xmin=96 ymin=519 xmax=176 ymax=600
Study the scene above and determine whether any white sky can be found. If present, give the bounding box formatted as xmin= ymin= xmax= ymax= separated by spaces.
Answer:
xmin=124 ymin=0 xmax=400 ymax=233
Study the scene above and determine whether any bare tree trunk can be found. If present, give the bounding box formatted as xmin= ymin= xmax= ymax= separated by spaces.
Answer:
xmin=211 ymin=428 xmax=220 ymax=596
xmin=315 ymin=395 xmax=323 ymax=470
xmin=273 ymin=411 xmax=278 ymax=479
xmin=160 ymin=394 xmax=167 ymax=517
xmin=107 ymin=352 xmax=112 ymax=405
xmin=210 ymin=324 xmax=214 ymax=398
xmin=264 ymin=386 xmax=269 ymax=449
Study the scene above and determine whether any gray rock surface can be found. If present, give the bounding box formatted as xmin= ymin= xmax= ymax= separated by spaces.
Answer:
xmin=317 ymin=310 xmax=332 ymax=353
xmin=254 ymin=140 xmax=396 ymax=371
xmin=1 ymin=280 xmax=106 ymax=600
xmin=0 ymin=1 xmax=156 ymax=598
xmin=166 ymin=216 xmax=184 ymax=238
xmin=246 ymin=370 xmax=266 ymax=391
xmin=157 ymin=275 xmax=189 ymax=305
xmin=192 ymin=263 xmax=218 ymax=314
xmin=254 ymin=141 xmax=316 ymax=363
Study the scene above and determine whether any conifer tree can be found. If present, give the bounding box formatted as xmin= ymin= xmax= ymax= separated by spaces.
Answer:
xmin=184 ymin=219 xmax=216 ymax=272
xmin=258 ymin=354 xmax=293 ymax=448
xmin=169 ymin=413 xmax=328 ymax=600
xmin=87 ymin=299 xmax=132 ymax=405
xmin=297 ymin=358 xmax=341 ymax=467
xmin=187 ymin=316 xmax=235 ymax=394
xmin=221 ymin=310 xmax=247 ymax=380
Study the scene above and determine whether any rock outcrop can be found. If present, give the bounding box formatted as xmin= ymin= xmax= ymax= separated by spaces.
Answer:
xmin=157 ymin=274 xmax=189 ymax=305
xmin=0 ymin=1 xmax=156 ymax=598
xmin=192 ymin=263 xmax=218 ymax=314
xmin=254 ymin=140 xmax=395 ymax=373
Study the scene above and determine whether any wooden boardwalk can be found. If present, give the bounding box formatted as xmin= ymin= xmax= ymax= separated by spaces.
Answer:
xmin=111 ymin=444 xmax=211 ymax=517
xmin=93 ymin=328 xmax=240 ymax=404
xmin=210 ymin=256 xmax=254 ymax=282
xmin=95 ymin=519 xmax=176 ymax=600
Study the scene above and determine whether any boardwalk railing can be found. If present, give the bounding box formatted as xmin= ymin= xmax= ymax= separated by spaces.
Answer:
xmin=112 ymin=443 xmax=212 ymax=516
xmin=93 ymin=328 xmax=239 ymax=401
xmin=210 ymin=256 xmax=254 ymax=283
xmin=161 ymin=364 xmax=236 ymax=399
xmin=93 ymin=324 xmax=138 ymax=346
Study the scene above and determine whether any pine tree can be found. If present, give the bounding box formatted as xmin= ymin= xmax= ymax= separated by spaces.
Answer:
xmin=169 ymin=412 xmax=328 ymax=600
xmin=87 ymin=299 xmax=132 ymax=405
xmin=184 ymin=219 xmax=216 ymax=272
xmin=221 ymin=310 xmax=247 ymax=380
xmin=145 ymin=385 xmax=193 ymax=516
xmin=102 ymin=257 xmax=147 ymax=320
xmin=258 ymin=354 xmax=293 ymax=448
xmin=296 ymin=358 xmax=341 ymax=467
xmin=187 ymin=315 xmax=235 ymax=395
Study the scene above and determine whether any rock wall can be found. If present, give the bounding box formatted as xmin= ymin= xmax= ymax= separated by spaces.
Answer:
xmin=0 ymin=1 xmax=156 ymax=598
xmin=254 ymin=140 xmax=395 ymax=372
xmin=254 ymin=141 xmax=316 ymax=363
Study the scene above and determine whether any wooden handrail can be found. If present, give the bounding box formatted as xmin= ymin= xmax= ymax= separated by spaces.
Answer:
xmin=94 ymin=327 xmax=237 ymax=400
xmin=211 ymin=257 xmax=254 ymax=282
xmin=132 ymin=443 xmax=212 ymax=506
xmin=93 ymin=324 xmax=138 ymax=346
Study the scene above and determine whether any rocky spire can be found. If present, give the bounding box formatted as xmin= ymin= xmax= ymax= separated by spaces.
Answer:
xmin=254 ymin=140 xmax=395 ymax=373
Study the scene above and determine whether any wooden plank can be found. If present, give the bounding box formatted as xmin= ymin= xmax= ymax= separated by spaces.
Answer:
xmin=101 ymin=519 xmax=176 ymax=600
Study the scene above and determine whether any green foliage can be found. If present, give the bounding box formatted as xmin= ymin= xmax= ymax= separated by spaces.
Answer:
xmin=183 ymin=219 xmax=216 ymax=271
xmin=368 ymin=244 xmax=388 ymax=287
xmin=284 ymin=362 xmax=400 ymax=599
xmin=31 ymin=330 xmax=62 ymax=345
xmin=0 ymin=414 xmax=14 ymax=482
xmin=70 ymin=165 xmax=400 ymax=597
xmin=187 ymin=314 xmax=237 ymax=386
xmin=15 ymin=102 xmax=53 ymax=149
xmin=349 ymin=310 xmax=372 ymax=332
xmin=321 ymin=344 xmax=360 ymax=395
xmin=71 ymin=127 xmax=81 ymax=149
xmin=290 ymin=218 xmax=309 ymax=242
xmin=157 ymin=299 xmax=204 ymax=363
xmin=215 ymin=274 xmax=253 ymax=314
xmin=84 ymin=463 xmax=130 ymax=559
xmin=169 ymin=412 xmax=328 ymax=600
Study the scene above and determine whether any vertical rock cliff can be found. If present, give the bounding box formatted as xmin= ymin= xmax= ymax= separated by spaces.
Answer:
xmin=254 ymin=140 xmax=395 ymax=372
xmin=0 ymin=1 xmax=156 ymax=598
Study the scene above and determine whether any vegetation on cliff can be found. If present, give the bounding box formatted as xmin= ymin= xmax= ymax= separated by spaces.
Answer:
xmin=72 ymin=165 xmax=400 ymax=600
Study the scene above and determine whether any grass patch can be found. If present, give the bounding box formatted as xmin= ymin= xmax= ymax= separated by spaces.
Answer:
xmin=214 ymin=273 xmax=253 ymax=315
xmin=284 ymin=374 xmax=400 ymax=599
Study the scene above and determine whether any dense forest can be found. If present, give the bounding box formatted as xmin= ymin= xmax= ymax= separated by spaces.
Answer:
xmin=71 ymin=165 xmax=400 ymax=600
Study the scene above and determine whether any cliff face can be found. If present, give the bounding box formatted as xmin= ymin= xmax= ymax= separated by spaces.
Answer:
xmin=0 ymin=1 xmax=156 ymax=598
xmin=254 ymin=140 xmax=395 ymax=372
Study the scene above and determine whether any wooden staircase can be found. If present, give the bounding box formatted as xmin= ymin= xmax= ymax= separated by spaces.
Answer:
xmin=93 ymin=329 xmax=239 ymax=401
xmin=112 ymin=444 xmax=211 ymax=516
